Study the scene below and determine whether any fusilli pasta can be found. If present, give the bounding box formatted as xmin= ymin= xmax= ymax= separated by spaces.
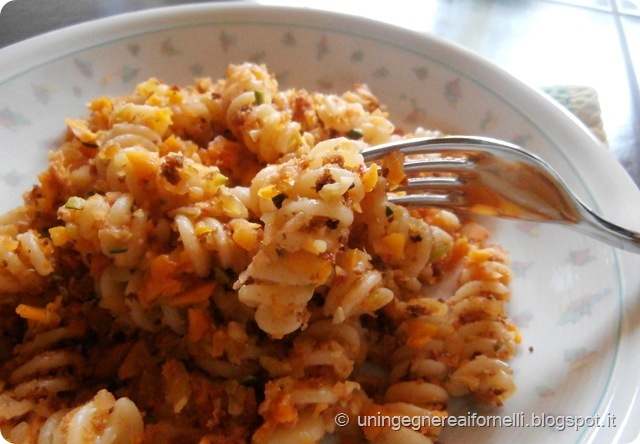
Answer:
xmin=0 ymin=63 xmax=520 ymax=443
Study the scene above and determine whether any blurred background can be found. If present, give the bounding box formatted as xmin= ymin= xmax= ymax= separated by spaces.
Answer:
xmin=1 ymin=0 xmax=639 ymax=185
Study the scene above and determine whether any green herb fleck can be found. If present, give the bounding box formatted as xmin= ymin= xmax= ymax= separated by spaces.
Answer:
xmin=241 ymin=375 xmax=258 ymax=387
xmin=346 ymin=129 xmax=363 ymax=140
xmin=385 ymin=205 xmax=394 ymax=217
xmin=64 ymin=196 xmax=86 ymax=210
xmin=326 ymin=219 xmax=339 ymax=230
xmin=108 ymin=246 xmax=129 ymax=254
xmin=271 ymin=193 xmax=288 ymax=209
xmin=429 ymin=240 xmax=452 ymax=262
xmin=254 ymin=90 xmax=266 ymax=105
xmin=214 ymin=267 xmax=231 ymax=285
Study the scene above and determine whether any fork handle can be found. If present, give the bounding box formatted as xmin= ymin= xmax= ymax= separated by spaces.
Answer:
xmin=576 ymin=204 xmax=640 ymax=254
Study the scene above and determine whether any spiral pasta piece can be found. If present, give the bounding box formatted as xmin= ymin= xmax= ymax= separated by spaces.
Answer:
xmin=355 ymin=180 xmax=445 ymax=292
xmin=56 ymin=192 xmax=149 ymax=268
xmin=286 ymin=319 xmax=366 ymax=379
xmin=442 ymin=243 xmax=518 ymax=405
xmin=360 ymin=402 xmax=443 ymax=444
xmin=253 ymin=376 xmax=363 ymax=444
xmin=323 ymin=249 xmax=394 ymax=323
xmin=236 ymin=137 xmax=381 ymax=337
xmin=38 ymin=389 xmax=144 ymax=444
xmin=0 ymin=230 xmax=54 ymax=294
xmin=0 ymin=304 xmax=91 ymax=442
xmin=448 ymin=356 xmax=515 ymax=405
xmin=223 ymin=63 xmax=306 ymax=163
xmin=313 ymin=88 xmax=395 ymax=146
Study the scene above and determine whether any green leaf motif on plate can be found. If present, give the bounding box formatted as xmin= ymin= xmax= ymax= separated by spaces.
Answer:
xmin=0 ymin=107 xmax=30 ymax=130
xmin=191 ymin=64 xmax=204 ymax=76
xmin=372 ymin=67 xmax=389 ymax=78
xmin=32 ymin=84 xmax=53 ymax=105
xmin=219 ymin=31 xmax=236 ymax=53
xmin=351 ymin=50 xmax=364 ymax=62
xmin=479 ymin=110 xmax=497 ymax=131
xmin=444 ymin=78 xmax=462 ymax=108
xmin=558 ymin=288 xmax=611 ymax=325
xmin=122 ymin=66 xmax=140 ymax=83
xmin=316 ymin=35 xmax=329 ymax=61
xmin=161 ymin=38 xmax=181 ymax=56
xmin=567 ymin=249 xmax=595 ymax=266
xmin=413 ymin=66 xmax=428 ymax=80
xmin=74 ymin=58 xmax=93 ymax=78
xmin=249 ymin=51 xmax=267 ymax=65
xmin=404 ymin=98 xmax=426 ymax=124
xmin=282 ymin=32 xmax=296 ymax=46
xmin=128 ymin=43 xmax=140 ymax=56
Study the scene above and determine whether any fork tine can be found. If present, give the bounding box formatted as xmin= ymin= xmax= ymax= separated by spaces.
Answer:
xmin=362 ymin=135 xmax=640 ymax=254
xmin=368 ymin=137 xmax=477 ymax=209
xmin=388 ymin=192 xmax=463 ymax=207
xmin=402 ymin=157 xmax=475 ymax=173
xmin=389 ymin=177 xmax=466 ymax=207
xmin=361 ymin=135 xmax=498 ymax=161
xmin=368 ymin=137 xmax=476 ymax=207
xmin=395 ymin=176 xmax=465 ymax=191
xmin=365 ymin=135 xmax=576 ymax=220
xmin=360 ymin=136 xmax=450 ymax=160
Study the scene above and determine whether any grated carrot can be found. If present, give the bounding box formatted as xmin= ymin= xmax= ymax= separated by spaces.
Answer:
xmin=88 ymin=96 xmax=113 ymax=113
xmin=139 ymin=254 xmax=182 ymax=305
xmin=405 ymin=322 xmax=439 ymax=348
xmin=460 ymin=221 xmax=490 ymax=242
xmin=15 ymin=305 xmax=57 ymax=324
xmin=380 ymin=232 xmax=406 ymax=262
xmin=15 ymin=296 xmax=62 ymax=325
xmin=270 ymin=392 xmax=298 ymax=424
xmin=361 ymin=163 xmax=378 ymax=192
xmin=48 ymin=226 xmax=68 ymax=247
xmin=508 ymin=323 xmax=522 ymax=344
xmin=441 ymin=237 xmax=470 ymax=271
xmin=125 ymin=150 xmax=159 ymax=180
xmin=232 ymin=223 xmax=260 ymax=251
xmin=385 ymin=151 xmax=406 ymax=189
xmin=89 ymin=253 xmax=111 ymax=279
xmin=118 ymin=341 xmax=152 ymax=380
xmin=159 ymin=135 xmax=185 ymax=157
xmin=468 ymin=248 xmax=492 ymax=264
xmin=188 ymin=308 xmax=211 ymax=343
xmin=167 ymin=281 xmax=216 ymax=307
xmin=258 ymin=184 xmax=280 ymax=200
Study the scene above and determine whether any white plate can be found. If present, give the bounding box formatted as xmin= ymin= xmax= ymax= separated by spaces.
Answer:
xmin=1 ymin=3 xmax=640 ymax=443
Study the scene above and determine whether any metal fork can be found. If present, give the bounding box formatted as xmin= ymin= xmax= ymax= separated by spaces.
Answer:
xmin=361 ymin=135 xmax=640 ymax=254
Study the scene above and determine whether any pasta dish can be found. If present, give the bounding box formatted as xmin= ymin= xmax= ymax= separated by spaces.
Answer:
xmin=0 ymin=63 xmax=520 ymax=443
